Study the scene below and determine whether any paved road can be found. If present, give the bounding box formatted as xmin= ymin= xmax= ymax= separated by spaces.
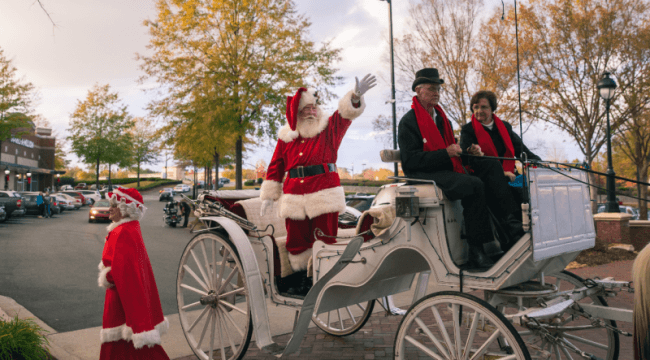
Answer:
xmin=0 ymin=190 xmax=195 ymax=332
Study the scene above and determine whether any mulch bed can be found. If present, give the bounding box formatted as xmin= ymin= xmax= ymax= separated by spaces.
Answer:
xmin=573 ymin=247 xmax=638 ymax=267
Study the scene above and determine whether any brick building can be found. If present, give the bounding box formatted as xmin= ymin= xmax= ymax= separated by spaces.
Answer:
xmin=1 ymin=126 xmax=64 ymax=191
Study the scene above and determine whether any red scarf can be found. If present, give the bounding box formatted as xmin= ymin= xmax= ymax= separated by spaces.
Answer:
xmin=412 ymin=96 xmax=464 ymax=174
xmin=471 ymin=113 xmax=515 ymax=172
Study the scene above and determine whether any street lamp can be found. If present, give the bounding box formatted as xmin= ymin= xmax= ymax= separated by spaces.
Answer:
xmin=57 ymin=174 xmax=61 ymax=191
xmin=4 ymin=169 xmax=9 ymax=190
xmin=379 ymin=0 xmax=398 ymax=178
xmin=597 ymin=71 xmax=619 ymax=213
xmin=26 ymin=172 xmax=32 ymax=192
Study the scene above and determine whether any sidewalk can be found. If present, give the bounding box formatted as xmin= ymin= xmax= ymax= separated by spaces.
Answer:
xmin=0 ymin=260 xmax=635 ymax=360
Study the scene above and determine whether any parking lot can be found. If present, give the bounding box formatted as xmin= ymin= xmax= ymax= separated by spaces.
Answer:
xmin=0 ymin=189 xmax=195 ymax=332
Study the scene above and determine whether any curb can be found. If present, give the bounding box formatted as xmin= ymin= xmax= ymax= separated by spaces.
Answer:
xmin=0 ymin=295 xmax=81 ymax=360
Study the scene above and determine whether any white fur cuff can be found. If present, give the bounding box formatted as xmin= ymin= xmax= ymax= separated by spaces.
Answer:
xmin=260 ymin=180 xmax=282 ymax=201
xmin=280 ymin=186 xmax=346 ymax=220
xmin=288 ymin=248 xmax=312 ymax=272
xmin=338 ymin=90 xmax=366 ymax=121
xmin=100 ymin=318 xmax=169 ymax=349
xmin=98 ymin=262 xmax=113 ymax=288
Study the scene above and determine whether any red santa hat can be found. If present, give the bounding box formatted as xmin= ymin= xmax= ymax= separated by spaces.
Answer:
xmin=108 ymin=187 xmax=146 ymax=219
xmin=286 ymin=87 xmax=319 ymax=131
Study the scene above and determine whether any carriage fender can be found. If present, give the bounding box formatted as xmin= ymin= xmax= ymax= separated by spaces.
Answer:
xmin=199 ymin=216 xmax=278 ymax=352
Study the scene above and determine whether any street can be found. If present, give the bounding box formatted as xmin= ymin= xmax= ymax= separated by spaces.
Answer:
xmin=0 ymin=189 xmax=193 ymax=332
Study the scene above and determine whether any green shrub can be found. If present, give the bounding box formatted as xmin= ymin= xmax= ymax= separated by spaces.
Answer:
xmin=256 ymin=178 xmax=263 ymax=185
xmin=0 ymin=316 xmax=50 ymax=360
xmin=244 ymin=180 xmax=255 ymax=186
xmin=74 ymin=178 xmax=163 ymax=187
xmin=58 ymin=177 xmax=75 ymax=186
xmin=135 ymin=180 xmax=181 ymax=191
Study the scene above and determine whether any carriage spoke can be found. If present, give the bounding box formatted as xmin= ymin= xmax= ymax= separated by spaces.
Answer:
xmin=214 ymin=310 xmax=227 ymax=360
xmin=188 ymin=306 xmax=210 ymax=332
xmin=215 ymin=248 xmax=229 ymax=293
xmin=219 ymin=299 xmax=247 ymax=315
xmin=553 ymin=344 xmax=561 ymax=359
xmin=220 ymin=304 xmax=245 ymax=338
xmin=212 ymin=239 xmax=217 ymax=289
xmin=219 ymin=286 xmax=245 ymax=299
xmin=218 ymin=307 xmax=238 ymax=354
xmin=562 ymin=333 xmax=608 ymax=350
xmin=468 ymin=329 xmax=500 ymax=360
xmin=198 ymin=241 xmax=213 ymax=286
xmin=181 ymin=300 xmax=202 ymax=311
xmin=183 ymin=264 xmax=209 ymax=292
xmin=327 ymin=311 xmax=331 ymax=328
xmin=356 ymin=303 xmax=366 ymax=312
xmin=181 ymin=283 xmax=208 ymax=296
xmin=337 ymin=308 xmax=344 ymax=330
xmin=462 ymin=311 xmax=480 ymax=360
xmin=196 ymin=308 xmax=212 ymax=350
xmin=209 ymin=308 xmax=216 ymax=359
xmin=559 ymin=343 xmax=575 ymax=360
xmin=217 ymin=268 xmax=238 ymax=295
xmin=345 ymin=306 xmax=357 ymax=325
xmin=404 ymin=335 xmax=446 ymax=360
xmin=452 ymin=304 xmax=462 ymax=358
xmin=431 ymin=305 xmax=456 ymax=358
xmin=190 ymin=248 xmax=211 ymax=290
xmin=414 ymin=317 xmax=450 ymax=358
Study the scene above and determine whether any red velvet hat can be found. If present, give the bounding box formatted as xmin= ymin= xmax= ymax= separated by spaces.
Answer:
xmin=108 ymin=187 xmax=144 ymax=208
xmin=286 ymin=87 xmax=319 ymax=131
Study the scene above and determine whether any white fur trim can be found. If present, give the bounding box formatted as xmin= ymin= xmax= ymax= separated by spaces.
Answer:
xmin=113 ymin=188 xmax=143 ymax=206
xmin=106 ymin=217 xmax=139 ymax=233
xmin=298 ymin=88 xmax=317 ymax=111
xmin=100 ymin=318 xmax=169 ymax=349
xmin=98 ymin=262 xmax=114 ymax=288
xmin=260 ymin=180 xmax=282 ymax=201
xmin=280 ymin=186 xmax=346 ymax=220
xmin=338 ymin=90 xmax=366 ymax=120
xmin=295 ymin=110 xmax=328 ymax=139
xmin=288 ymin=248 xmax=312 ymax=272
xmin=278 ymin=125 xmax=300 ymax=143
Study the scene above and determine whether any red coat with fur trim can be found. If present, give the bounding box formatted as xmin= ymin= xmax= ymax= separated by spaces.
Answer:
xmin=261 ymin=91 xmax=365 ymax=220
xmin=98 ymin=219 xmax=169 ymax=356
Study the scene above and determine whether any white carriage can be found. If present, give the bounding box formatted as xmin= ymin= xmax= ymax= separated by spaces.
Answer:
xmin=176 ymin=150 xmax=634 ymax=360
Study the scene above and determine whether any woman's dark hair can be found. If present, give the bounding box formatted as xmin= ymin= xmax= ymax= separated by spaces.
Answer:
xmin=470 ymin=90 xmax=498 ymax=112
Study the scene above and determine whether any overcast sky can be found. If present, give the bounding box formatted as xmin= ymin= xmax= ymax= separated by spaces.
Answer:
xmin=0 ymin=0 xmax=580 ymax=175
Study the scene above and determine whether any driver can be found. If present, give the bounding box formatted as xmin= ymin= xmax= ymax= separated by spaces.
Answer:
xmin=260 ymin=74 xmax=377 ymax=295
xmin=397 ymin=68 xmax=524 ymax=269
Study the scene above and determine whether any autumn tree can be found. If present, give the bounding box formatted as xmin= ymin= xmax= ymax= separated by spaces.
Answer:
xmin=0 ymin=48 xmax=35 ymax=141
xmin=67 ymin=84 xmax=133 ymax=189
xmin=139 ymin=0 xmax=341 ymax=189
xmin=129 ymin=117 xmax=158 ymax=187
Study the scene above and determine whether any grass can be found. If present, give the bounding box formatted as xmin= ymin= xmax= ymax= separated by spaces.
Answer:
xmin=0 ymin=316 xmax=51 ymax=360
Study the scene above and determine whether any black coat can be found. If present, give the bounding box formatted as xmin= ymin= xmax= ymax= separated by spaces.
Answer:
xmin=459 ymin=120 xmax=541 ymax=164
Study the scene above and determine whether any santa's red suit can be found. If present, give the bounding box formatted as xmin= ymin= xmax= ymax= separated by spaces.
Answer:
xmin=261 ymin=88 xmax=366 ymax=272
xmin=98 ymin=187 xmax=170 ymax=359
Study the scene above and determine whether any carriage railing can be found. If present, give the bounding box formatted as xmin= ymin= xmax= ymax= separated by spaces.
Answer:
xmin=179 ymin=193 xmax=258 ymax=232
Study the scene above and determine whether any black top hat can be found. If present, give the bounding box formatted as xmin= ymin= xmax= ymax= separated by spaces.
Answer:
xmin=412 ymin=68 xmax=444 ymax=91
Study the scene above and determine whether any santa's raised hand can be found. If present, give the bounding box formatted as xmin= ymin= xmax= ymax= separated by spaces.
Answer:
xmin=354 ymin=74 xmax=377 ymax=98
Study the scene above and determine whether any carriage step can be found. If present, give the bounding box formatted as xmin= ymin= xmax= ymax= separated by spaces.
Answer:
xmin=526 ymin=299 xmax=574 ymax=320
xmin=593 ymin=277 xmax=633 ymax=291
xmin=261 ymin=343 xmax=285 ymax=357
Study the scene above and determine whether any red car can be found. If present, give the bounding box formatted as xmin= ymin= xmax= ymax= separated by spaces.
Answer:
xmin=89 ymin=199 xmax=111 ymax=223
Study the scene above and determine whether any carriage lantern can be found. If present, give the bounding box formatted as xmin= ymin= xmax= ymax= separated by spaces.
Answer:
xmin=395 ymin=186 xmax=419 ymax=218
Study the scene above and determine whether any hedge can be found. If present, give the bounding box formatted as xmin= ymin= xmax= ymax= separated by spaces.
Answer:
xmin=134 ymin=180 xmax=181 ymax=192
xmin=340 ymin=179 xmax=392 ymax=187
xmin=74 ymin=178 xmax=163 ymax=186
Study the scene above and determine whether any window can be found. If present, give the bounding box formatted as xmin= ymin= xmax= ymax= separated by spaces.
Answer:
xmin=38 ymin=155 xmax=41 ymax=160
xmin=31 ymin=153 xmax=34 ymax=159
xmin=3 ymin=146 xmax=6 ymax=152
xmin=15 ymin=149 xmax=18 ymax=155
xmin=24 ymin=151 xmax=26 ymax=156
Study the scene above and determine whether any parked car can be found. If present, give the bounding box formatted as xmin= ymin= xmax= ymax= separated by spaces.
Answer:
xmin=74 ymin=183 xmax=87 ymax=190
xmin=339 ymin=193 xmax=377 ymax=228
xmin=19 ymin=193 xmax=43 ymax=216
xmin=59 ymin=191 xmax=85 ymax=208
xmin=51 ymin=194 xmax=74 ymax=211
xmin=0 ymin=205 xmax=5 ymax=222
xmin=78 ymin=190 xmax=102 ymax=205
xmin=54 ymin=193 xmax=82 ymax=209
xmin=0 ymin=190 xmax=23 ymax=218
xmin=219 ymin=178 xmax=231 ymax=185
xmin=159 ymin=189 xmax=174 ymax=202
xmin=596 ymin=204 xmax=639 ymax=220
xmin=59 ymin=184 xmax=74 ymax=191
xmin=174 ymin=184 xmax=187 ymax=193
xmin=89 ymin=199 xmax=111 ymax=223
xmin=159 ymin=187 xmax=174 ymax=194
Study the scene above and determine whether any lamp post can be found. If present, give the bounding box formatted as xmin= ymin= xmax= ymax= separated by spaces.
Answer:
xmin=4 ymin=169 xmax=9 ymax=190
xmin=26 ymin=172 xmax=32 ymax=192
xmin=597 ymin=72 xmax=619 ymax=213
xmin=57 ymin=174 xmax=61 ymax=191
xmin=379 ymin=0 xmax=398 ymax=178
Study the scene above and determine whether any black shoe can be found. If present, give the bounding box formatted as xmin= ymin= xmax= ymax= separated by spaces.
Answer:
xmin=469 ymin=247 xmax=495 ymax=269
xmin=502 ymin=214 xmax=525 ymax=243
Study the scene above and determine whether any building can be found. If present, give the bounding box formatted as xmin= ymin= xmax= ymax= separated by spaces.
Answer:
xmin=1 ymin=126 xmax=64 ymax=191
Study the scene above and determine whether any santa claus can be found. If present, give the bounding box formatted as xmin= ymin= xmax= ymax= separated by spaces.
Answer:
xmin=260 ymin=74 xmax=376 ymax=295
xmin=98 ymin=187 xmax=170 ymax=359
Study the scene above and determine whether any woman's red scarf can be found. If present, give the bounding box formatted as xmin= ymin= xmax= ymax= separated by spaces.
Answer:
xmin=471 ymin=113 xmax=515 ymax=172
xmin=412 ymin=96 xmax=464 ymax=174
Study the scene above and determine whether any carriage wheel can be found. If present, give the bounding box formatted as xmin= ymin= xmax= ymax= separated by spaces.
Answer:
xmin=312 ymin=300 xmax=375 ymax=336
xmin=394 ymin=291 xmax=531 ymax=360
xmin=177 ymin=233 xmax=253 ymax=360
xmin=517 ymin=270 xmax=620 ymax=360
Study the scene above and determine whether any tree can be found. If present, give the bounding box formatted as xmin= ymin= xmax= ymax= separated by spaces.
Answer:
xmin=130 ymin=117 xmax=159 ymax=187
xmin=67 ymin=84 xmax=133 ymax=189
xmin=0 ymin=48 xmax=34 ymax=141
xmin=139 ymin=0 xmax=341 ymax=189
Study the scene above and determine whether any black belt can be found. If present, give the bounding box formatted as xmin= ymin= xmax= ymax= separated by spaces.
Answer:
xmin=289 ymin=163 xmax=336 ymax=179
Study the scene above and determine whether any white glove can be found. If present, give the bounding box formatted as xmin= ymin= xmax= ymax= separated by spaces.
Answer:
xmin=354 ymin=74 xmax=377 ymax=98
xmin=260 ymin=199 xmax=273 ymax=217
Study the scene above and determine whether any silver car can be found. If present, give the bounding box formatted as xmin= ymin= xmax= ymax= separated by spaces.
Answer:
xmin=51 ymin=195 xmax=75 ymax=211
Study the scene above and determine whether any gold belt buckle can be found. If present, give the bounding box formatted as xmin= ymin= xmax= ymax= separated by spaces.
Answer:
xmin=297 ymin=166 xmax=304 ymax=178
